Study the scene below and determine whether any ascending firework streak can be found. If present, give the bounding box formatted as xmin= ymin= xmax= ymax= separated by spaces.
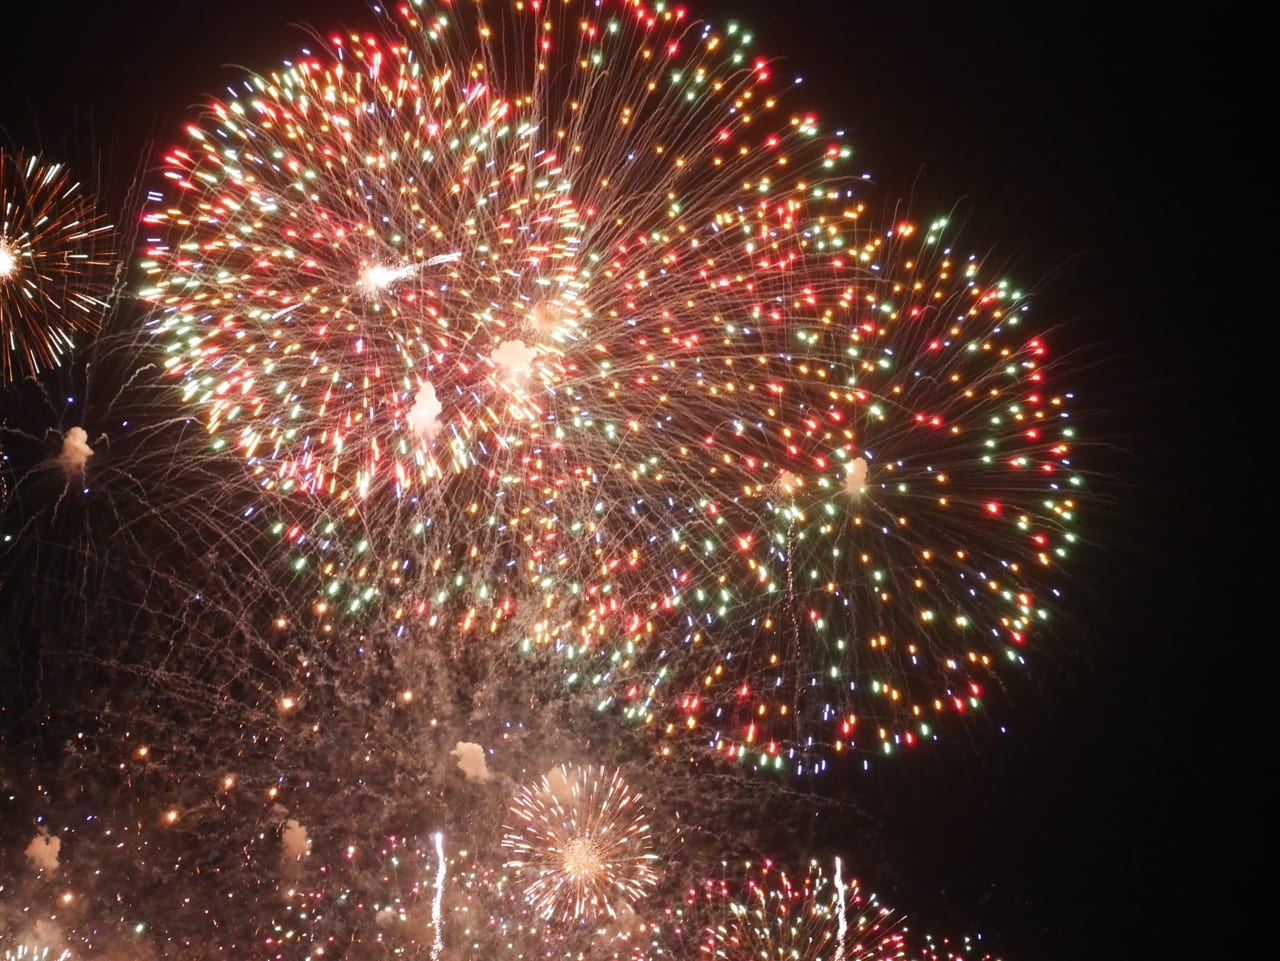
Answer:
xmin=432 ymin=831 xmax=446 ymax=961
xmin=836 ymin=856 xmax=849 ymax=961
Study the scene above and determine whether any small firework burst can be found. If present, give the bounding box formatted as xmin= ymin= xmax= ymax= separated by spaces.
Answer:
xmin=0 ymin=152 xmax=115 ymax=382
xmin=502 ymin=765 xmax=659 ymax=921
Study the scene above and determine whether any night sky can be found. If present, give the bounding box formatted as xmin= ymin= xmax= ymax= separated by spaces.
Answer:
xmin=2 ymin=2 xmax=1222 ymax=959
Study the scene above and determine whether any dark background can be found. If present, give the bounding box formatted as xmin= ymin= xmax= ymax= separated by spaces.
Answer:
xmin=1 ymin=3 xmax=1231 ymax=958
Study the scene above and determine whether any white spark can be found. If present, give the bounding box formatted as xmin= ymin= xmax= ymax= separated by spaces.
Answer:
xmin=360 ymin=251 xmax=460 ymax=291
xmin=360 ymin=262 xmax=414 ymax=290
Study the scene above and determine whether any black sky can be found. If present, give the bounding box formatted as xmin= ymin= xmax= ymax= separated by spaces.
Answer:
xmin=1 ymin=2 xmax=1228 ymax=958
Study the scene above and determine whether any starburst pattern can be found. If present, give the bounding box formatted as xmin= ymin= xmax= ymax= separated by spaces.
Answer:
xmin=1 ymin=152 xmax=114 ymax=383
xmin=502 ymin=765 xmax=658 ymax=921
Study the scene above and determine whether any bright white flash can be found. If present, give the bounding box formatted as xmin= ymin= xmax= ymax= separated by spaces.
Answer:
xmin=360 ymin=262 xmax=413 ymax=290
xmin=0 ymin=240 xmax=17 ymax=279
xmin=360 ymin=252 xmax=461 ymax=291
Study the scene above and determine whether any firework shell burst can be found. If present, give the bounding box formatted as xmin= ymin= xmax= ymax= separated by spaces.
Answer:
xmin=584 ymin=221 xmax=1082 ymax=774
xmin=1 ymin=152 xmax=115 ymax=383
xmin=140 ymin=0 xmax=1081 ymax=772
xmin=695 ymin=859 xmax=1001 ymax=961
xmin=700 ymin=859 xmax=903 ymax=961
xmin=502 ymin=764 xmax=659 ymax=922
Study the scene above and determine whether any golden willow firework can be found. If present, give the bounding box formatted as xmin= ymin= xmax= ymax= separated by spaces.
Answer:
xmin=140 ymin=0 xmax=1080 ymax=771
xmin=0 ymin=152 xmax=115 ymax=384
xmin=502 ymin=765 xmax=658 ymax=922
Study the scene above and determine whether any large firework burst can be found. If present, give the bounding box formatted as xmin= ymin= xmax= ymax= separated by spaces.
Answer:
xmin=502 ymin=764 xmax=659 ymax=922
xmin=140 ymin=0 xmax=1080 ymax=773
xmin=1 ymin=152 xmax=115 ymax=383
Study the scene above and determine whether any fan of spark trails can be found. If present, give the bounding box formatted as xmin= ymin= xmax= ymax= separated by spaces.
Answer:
xmin=1 ymin=151 xmax=115 ymax=384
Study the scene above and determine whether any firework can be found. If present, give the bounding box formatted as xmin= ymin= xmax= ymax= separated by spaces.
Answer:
xmin=903 ymin=934 xmax=1002 ymax=961
xmin=137 ymin=0 xmax=858 ymax=634
xmin=141 ymin=1 xmax=848 ymax=505
xmin=2 ymin=949 xmax=72 ymax=961
xmin=503 ymin=764 xmax=658 ymax=921
xmin=700 ymin=859 xmax=903 ymax=961
xmin=0 ymin=319 xmax=307 ymax=748
xmin=253 ymin=822 xmax=678 ymax=959
xmin=693 ymin=859 xmax=1006 ymax=961
xmin=578 ymin=219 xmax=1082 ymax=772
xmin=140 ymin=0 xmax=1079 ymax=772
xmin=1 ymin=152 xmax=115 ymax=383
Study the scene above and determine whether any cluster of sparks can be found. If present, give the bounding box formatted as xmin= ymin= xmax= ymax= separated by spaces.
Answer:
xmin=502 ymin=765 xmax=659 ymax=922
xmin=700 ymin=860 xmax=901 ymax=960
xmin=695 ymin=860 xmax=1001 ymax=961
xmin=140 ymin=0 xmax=1079 ymax=774
xmin=260 ymin=835 xmax=997 ymax=960
xmin=0 ymin=0 xmax=1084 ymax=957
xmin=0 ymin=151 xmax=115 ymax=383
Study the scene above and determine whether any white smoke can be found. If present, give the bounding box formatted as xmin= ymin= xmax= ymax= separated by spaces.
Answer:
xmin=407 ymin=381 xmax=444 ymax=439
xmin=58 ymin=426 xmax=93 ymax=474
xmin=775 ymin=469 xmax=801 ymax=497
xmin=489 ymin=339 xmax=537 ymax=383
xmin=545 ymin=764 xmax=576 ymax=803
xmin=450 ymin=741 xmax=491 ymax=782
xmin=843 ymin=456 xmax=869 ymax=496
xmin=281 ymin=818 xmax=311 ymax=860
xmin=25 ymin=828 xmax=60 ymax=872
